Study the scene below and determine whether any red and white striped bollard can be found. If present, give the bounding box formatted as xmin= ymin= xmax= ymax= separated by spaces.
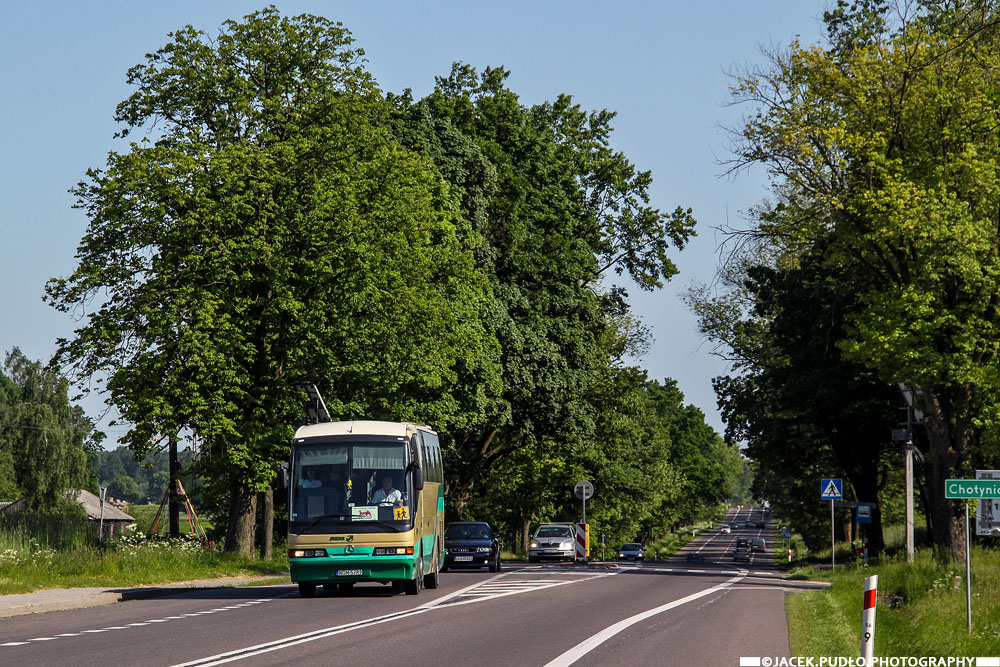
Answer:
xmin=860 ymin=574 xmax=877 ymax=665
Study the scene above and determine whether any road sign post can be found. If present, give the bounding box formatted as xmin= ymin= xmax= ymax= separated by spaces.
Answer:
xmin=944 ymin=479 xmax=1000 ymax=632
xmin=98 ymin=486 xmax=107 ymax=541
xmin=821 ymin=479 xmax=843 ymax=570
xmin=574 ymin=480 xmax=594 ymax=525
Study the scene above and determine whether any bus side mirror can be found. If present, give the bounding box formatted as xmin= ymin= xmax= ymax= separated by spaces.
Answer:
xmin=278 ymin=462 xmax=289 ymax=490
xmin=412 ymin=468 xmax=424 ymax=491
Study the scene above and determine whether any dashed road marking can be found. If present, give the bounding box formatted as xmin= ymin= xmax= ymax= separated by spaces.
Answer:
xmin=0 ymin=594 xmax=294 ymax=648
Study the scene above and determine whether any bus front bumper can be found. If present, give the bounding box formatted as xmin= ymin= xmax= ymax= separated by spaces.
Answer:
xmin=290 ymin=554 xmax=416 ymax=584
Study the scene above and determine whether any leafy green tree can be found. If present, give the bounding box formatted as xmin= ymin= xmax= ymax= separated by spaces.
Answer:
xmin=694 ymin=253 xmax=900 ymax=551
xmin=96 ymin=449 xmax=127 ymax=485
xmin=0 ymin=348 xmax=97 ymax=513
xmin=386 ymin=65 xmax=696 ymax=519
xmin=107 ymin=475 xmax=142 ymax=504
xmin=47 ymin=9 xmax=500 ymax=555
xmin=725 ymin=0 xmax=1000 ymax=559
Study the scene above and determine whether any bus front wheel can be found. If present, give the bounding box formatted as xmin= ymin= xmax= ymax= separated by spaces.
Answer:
xmin=298 ymin=582 xmax=317 ymax=598
xmin=405 ymin=552 xmax=423 ymax=595
xmin=424 ymin=542 xmax=440 ymax=589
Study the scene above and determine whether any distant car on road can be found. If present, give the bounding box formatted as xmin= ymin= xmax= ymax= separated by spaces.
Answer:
xmin=443 ymin=521 xmax=501 ymax=573
xmin=751 ymin=538 xmax=766 ymax=553
xmin=685 ymin=552 xmax=705 ymax=562
xmin=529 ymin=523 xmax=576 ymax=563
xmin=735 ymin=537 xmax=750 ymax=549
xmin=745 ymin=520 xmax=754 ymax=528
xmin=733 ymin=547 xmax=751 ymax=562
xmin=729 ymin=521 xmax=740 ymax=529
xmin=618 ymin=543 xmax=646 ymax=561
xmin=720 ymin=526 xmax=731 ymax=534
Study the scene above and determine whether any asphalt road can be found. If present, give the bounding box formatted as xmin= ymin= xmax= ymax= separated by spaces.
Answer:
xmin=1 ymin=507 xmax=796 ymax=666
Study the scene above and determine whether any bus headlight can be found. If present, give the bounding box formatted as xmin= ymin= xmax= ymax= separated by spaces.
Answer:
xmin=288 ymin=549 xmax=326 ymax=558
xmin=373 ymin=547 xmax=414 ymax=556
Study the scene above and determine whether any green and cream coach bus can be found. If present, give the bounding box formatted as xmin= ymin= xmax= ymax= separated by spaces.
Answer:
xmin=286 ymin=420 xmax=445 ymax=597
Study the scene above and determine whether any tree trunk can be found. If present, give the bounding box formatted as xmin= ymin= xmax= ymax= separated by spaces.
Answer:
xmin=449 ymin=478 xmax=475 ymax=521
xmin=226 ymin=475 xmax=258 ymax=557
xmin=922 ymin=386 xmax=972 ymax=562
xmin=521 ymin=515 xmax=533 ymax=556
xmin=261 ymin=485 xmax=274 ymax=560
xmin=867 ymin=505 xmax=885 ymax=555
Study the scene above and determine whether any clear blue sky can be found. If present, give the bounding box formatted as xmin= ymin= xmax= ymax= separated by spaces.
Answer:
xmin=0 ymin=1 xmax=828 ymax=444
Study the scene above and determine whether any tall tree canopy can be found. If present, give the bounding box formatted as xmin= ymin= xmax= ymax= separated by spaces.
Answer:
xmin=385 ymin=65 xmax=696 ymax=517
xmin=47 ymin=9 xmax=500 ymax=554
xmin=720 ymin=0 xmax=1000 ymax=559
xmin=47 ymin=8 xmax=723 ymax=553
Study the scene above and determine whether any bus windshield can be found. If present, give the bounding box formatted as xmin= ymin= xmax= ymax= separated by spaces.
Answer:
xmin=290 ymin=439 xmax=412 ymax=530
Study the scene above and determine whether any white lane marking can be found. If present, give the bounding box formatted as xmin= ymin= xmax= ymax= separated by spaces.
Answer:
xmin=417 ymin=573 xmax=506 ymax=608
xmin=542 ymin=572 xmax=747 ymax=667
xmin=1 ymin=593 xmax=292 ymax=648
xmin=172 ymin=571 xmax=620 ymax=667
xmin=171 ymin=607 xmax=435 ymax=666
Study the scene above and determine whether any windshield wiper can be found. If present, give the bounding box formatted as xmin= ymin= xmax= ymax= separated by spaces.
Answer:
xmin=300 ymin=514 xmax=350 ymax=534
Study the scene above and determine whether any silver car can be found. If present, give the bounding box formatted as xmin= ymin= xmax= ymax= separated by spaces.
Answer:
xmin=528 ymin=524 xmax=576 ymax=562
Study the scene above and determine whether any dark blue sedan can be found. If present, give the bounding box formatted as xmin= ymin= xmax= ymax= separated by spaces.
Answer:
xmin=442 ymin=522 xmax=502 ymax=572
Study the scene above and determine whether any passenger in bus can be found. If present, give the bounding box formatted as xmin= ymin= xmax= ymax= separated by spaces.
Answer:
xmin=324 ymin=468 xmax=349 ymax=511
xmin=300 ymin=467 xmax=322 ymax=488
xmin=370 ymin=474 xmax=403 ymax=507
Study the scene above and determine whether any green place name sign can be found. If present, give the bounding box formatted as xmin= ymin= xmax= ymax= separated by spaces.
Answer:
xmin=945 ymin=479 xmax=1000 ymax=499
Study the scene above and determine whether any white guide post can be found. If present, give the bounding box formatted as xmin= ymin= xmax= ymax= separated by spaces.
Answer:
xmin=860 ymin=574 xmax=877 ymax=665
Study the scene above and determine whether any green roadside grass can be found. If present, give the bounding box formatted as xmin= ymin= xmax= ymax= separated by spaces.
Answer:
xmin=785 ymin=547 xmax=1000 ymax=657
xmin=0 ymin=515 xmax=288 ymax=595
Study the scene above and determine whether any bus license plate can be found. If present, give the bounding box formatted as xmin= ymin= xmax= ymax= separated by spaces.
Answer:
xmin=454 ymin=556 xmax=473 ymax=562
xmin=336 ymin=569 xmax=363 ymax=577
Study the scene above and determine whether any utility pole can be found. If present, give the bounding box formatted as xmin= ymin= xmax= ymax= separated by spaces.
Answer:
xmin=169 ymin=435 xmax=179 ymax=538
xmin=904 ymin=442 xmax=914 ymax=563
xmin=893 ymin=383 xmax=924 ymax=563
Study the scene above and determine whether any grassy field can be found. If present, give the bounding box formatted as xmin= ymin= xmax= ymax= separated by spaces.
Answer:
xmin=785 ymin=546 xmax=1000 ymax=656
xmin=0 ymin=514 xmax=287 ymax=595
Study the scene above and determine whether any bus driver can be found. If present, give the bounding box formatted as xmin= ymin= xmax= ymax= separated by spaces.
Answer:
xmin=370 ymin=474 xmax=403 ymax=507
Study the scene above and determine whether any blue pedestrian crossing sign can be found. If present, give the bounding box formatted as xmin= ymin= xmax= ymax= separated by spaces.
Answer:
xmin=820 ymin=478 xmax=843 ymax=500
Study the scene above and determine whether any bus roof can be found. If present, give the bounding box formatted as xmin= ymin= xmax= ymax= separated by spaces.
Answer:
xmin=293 ymin=420 xmax=434 ymax=440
